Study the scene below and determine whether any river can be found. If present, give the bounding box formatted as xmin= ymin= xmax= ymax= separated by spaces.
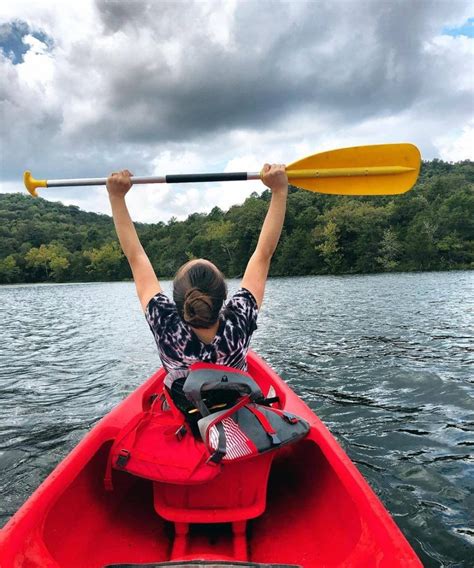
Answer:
xmin=0 ymin=271 xmax=473 ymax=566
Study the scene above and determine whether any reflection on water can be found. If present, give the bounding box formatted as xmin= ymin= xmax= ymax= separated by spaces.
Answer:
xmin=1 ymin=271 xmax=473 ymax=566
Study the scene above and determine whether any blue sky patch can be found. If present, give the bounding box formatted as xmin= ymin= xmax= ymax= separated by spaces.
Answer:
xmin=0 ymin=20 xmax=54 ymax=64
xmin=443 ymin=17 xmax=474 ymax=38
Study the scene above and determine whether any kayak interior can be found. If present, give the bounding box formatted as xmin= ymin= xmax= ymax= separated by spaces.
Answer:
xmin=37 ymin=439 xmax=363 ymax=566
xmin=0 ymin=352 xmax=420 ymax=567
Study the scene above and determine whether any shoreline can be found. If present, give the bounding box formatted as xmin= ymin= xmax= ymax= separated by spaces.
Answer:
xmin=1 ymin=267 xmax=472 ymax=288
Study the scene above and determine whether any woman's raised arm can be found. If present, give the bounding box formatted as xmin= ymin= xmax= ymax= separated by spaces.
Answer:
xmin=107 ymin=170 xmax=161 ymax=311
xmin=241 ymin=164 xmax=288 ymax=308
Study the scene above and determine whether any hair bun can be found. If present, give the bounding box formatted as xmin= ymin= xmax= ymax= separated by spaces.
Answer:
xmin=173 ymin=260 xmax=227 ymax=329
xmin=183 ymin=288 xmax=213 ymax=327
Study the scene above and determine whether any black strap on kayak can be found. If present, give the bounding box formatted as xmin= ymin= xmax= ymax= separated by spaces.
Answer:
xmin=262 ymin=396 xmax=280 ymax=406
xmin=116 ymin=449 xmax=131 ymax=468
xmin=207 ymin=422 xmax=227 ymax=464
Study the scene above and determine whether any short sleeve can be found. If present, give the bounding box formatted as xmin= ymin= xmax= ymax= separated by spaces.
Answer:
xmin=225 ymin=287 xmax=259 ymax=336
xmin=145 ymin=292 xmax=179 ymax=338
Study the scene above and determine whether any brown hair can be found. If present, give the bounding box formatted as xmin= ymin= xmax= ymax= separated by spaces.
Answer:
xmin=173 ymin=260 xmax=227 ymax=329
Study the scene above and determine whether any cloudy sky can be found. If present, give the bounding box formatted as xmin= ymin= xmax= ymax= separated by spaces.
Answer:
xmin=1 ymin=0 xmax=473 ymax=222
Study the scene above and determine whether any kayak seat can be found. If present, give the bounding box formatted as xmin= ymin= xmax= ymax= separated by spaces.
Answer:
xmin=153 ymin=451 xmax=274 ymax=560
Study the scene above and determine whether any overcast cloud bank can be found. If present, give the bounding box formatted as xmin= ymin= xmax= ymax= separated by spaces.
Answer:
xmin=1 ymin=0 xmax=473 ymax=222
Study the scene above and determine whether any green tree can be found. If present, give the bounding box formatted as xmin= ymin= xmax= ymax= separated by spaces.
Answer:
xmin=436 ymin=233 xmax=467 ymax=268
xmin=227 ymin=195 xmax=268 ymax=275
xmin=273 ymin=227 xmax=321 ymax=275
xmin=83 ymin=241 xmax=127 ymax=280
xmin=315 ymin=220 xmax=342 ymax=273
xmin=315 ymin=201 xmax=390 ymax=273
xmin=204 ymin=220 xmax=236 ymax=264
xmin=377 ymin=228 xmax=401 ymax=271
xmin=24 ymin=243 xmax=70 ymax=281
xmin=404 ymin=215 xmax=438 ymax=270
xmin=0 ymin=255 xmax=20 ymax=283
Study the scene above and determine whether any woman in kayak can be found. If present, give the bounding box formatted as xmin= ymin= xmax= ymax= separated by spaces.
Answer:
xmin=107 ymin=165 xmax=288 ymax=423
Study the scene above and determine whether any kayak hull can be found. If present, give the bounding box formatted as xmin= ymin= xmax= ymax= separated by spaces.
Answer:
xmin=0 ymin=351 xmax=421 ymax=567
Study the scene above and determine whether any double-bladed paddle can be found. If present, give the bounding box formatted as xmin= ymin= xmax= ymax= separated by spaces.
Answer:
xmin=24 ymin=143 xmax=421 ymax=198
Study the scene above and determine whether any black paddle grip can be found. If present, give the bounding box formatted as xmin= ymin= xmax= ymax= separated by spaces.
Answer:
xmin=166 ymin=172 xmax=248 ymax=184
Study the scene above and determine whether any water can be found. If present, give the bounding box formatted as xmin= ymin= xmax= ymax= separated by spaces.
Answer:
xmin=0 ymin=272 xmax=473 ymax=566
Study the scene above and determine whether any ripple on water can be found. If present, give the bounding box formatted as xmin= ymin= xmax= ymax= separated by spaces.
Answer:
xmin=1 ymin=273 xmax=473 ymax=566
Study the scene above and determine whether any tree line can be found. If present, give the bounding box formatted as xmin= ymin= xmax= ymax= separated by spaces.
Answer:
xmin=0 ymin=159 xmax=472 ymax=284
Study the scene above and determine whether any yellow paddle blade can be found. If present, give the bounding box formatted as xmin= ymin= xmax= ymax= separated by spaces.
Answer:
xmin=286 ymin=143 xmax=421 ymax=195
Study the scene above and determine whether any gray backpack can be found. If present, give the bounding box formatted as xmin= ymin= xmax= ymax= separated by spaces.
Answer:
xmin=183 ymin=363 xmax=309 ymax=464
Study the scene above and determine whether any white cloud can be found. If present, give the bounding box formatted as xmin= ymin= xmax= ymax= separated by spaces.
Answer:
xmin=435 ymin=122 xmax=474 ymax=161
xmin=16 ymin=35 xmax=54 ymax=87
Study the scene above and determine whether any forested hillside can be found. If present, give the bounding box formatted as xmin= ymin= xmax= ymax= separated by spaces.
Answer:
xmin=0 ymin=160 xmax=472 ymax=284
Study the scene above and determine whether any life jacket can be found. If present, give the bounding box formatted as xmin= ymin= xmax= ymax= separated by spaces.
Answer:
xmin=104 ymin=362 xmax=309 ymax=490
xmin=184 ymin=363 xmax=310 ymax=464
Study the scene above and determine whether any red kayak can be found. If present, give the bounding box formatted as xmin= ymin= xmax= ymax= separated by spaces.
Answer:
xmin=0 ymin=351 xmax=421 ymax=567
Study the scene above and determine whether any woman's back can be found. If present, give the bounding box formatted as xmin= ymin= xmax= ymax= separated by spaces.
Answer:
xmin=146 ymin=286 xmax=259 ymax=388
